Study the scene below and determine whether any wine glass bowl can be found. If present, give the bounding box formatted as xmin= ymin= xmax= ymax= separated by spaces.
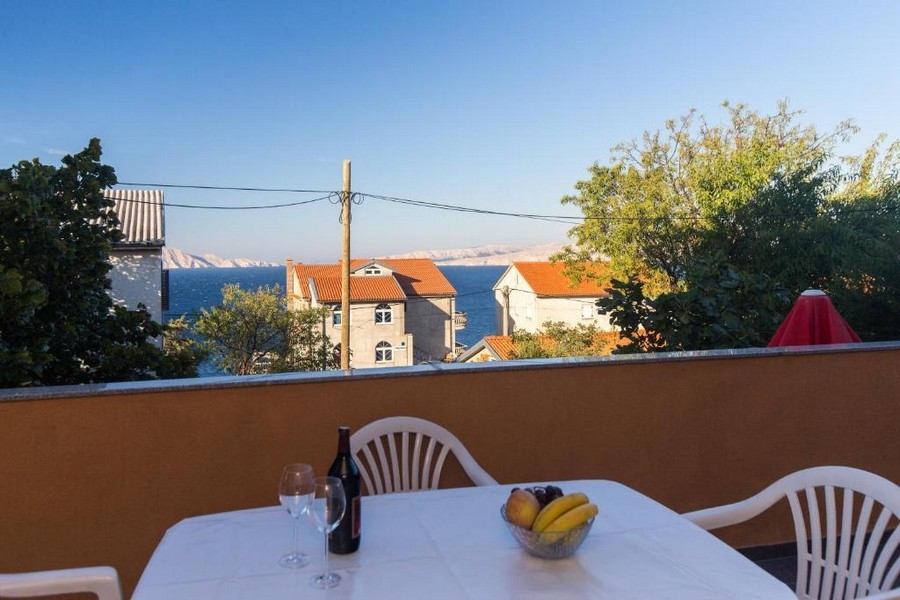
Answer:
xmin=278 ymin=463 xmax=315 ymax=568
xmin=500 ymin=504 xmax=594 ymax=559
xmin=307 ymin=476 xmax=346 ymax=588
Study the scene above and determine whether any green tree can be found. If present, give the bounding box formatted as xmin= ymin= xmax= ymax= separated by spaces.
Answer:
xmin=271 ymin=304 xmax=336 ymax=373
xmin=193 ymin=284 xmax=333 ymax=375
xmin=556 ymin=101 xmax=856 ymax=293
xmin=510 ymin=321 xmax=618 ymax=359
xmin=161 ymin=315 xmax=209 ymax=377
xmin=558 ymin=101 xmax=900 ymax=345
xmin=89 ymin=305 xmax=204 ymax=381
xmin=0 ymin=139 xmax=198 ymax=386
xmin=599 ymin=256 xmax=790 ymax=352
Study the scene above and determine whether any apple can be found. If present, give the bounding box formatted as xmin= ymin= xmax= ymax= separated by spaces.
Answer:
xmin=505 ymin=488 xmax=541 ymax=529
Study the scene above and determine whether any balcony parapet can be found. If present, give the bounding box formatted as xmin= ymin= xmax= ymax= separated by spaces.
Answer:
xmin=2 ymin=340 xmax=900 ymax=598
xmin=4 ymin=340 xmax=898 ymax=404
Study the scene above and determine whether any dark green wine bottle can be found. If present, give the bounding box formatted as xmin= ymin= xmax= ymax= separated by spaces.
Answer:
xmin=327 ymin=426 xmax=361 ymax=554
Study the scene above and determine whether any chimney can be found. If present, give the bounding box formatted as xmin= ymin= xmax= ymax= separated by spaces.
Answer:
xmin=285 ymin=259 xmax=294 ymax=303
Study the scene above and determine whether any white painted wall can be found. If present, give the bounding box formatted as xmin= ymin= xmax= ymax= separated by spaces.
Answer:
xmin=108 ymin=248 xmax=164 ymax=323
xmin=493 ymin=265 xmax=611 ymax=335
xmin=324 ymin=301 xmax=413 ymax=369
xmin=405 ymin=296 xmax=454 ymax=363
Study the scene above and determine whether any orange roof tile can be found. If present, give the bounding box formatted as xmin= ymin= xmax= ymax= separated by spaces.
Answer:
xmin=292 ymin=257 xmax=455 ymax=303
xmin=512 ymin=262 xmax=611 ymax=297
xmin=352 ymin=258 xmax=456 ymax=296
xmin=292 ymin=264 xmax=341 ymax=298
xmin=311 ymin=276 xmax=406 ymax=303
xmin=484 ymin=336 xmax=515 ymax=360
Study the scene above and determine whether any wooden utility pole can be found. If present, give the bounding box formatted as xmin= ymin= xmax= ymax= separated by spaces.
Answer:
xmin=340 ymin=160 xmax=351 ymax=370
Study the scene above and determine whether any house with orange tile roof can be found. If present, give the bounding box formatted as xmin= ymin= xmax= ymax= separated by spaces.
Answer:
xmin=493 ymin=261 xmax=612 ymax=335
xmin=285 ymin=258 xmax=461 ymax=368
xmin=459 ymin=330 xmax=624 ymax=363
xmin=457 ymin=335 xmax=516 ymax=363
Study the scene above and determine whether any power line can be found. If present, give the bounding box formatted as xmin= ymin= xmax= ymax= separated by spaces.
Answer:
xmin=112 ymin=189 xmax=339 ymax=210
xmin=111 ymin=180 xmax=900 ymax=222
xmin=113 ymin=180 xmax=584 ymax=221
xmin=117 ymin=181 xmax=334 ymax=194
xmin=361 ymin=193 xmax=582 ymax=224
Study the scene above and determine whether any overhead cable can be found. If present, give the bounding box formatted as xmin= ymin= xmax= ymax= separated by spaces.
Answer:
xmin=362 ymin=193 xmax=582 ymax=224
xmin=111 ymin=180 xmax=899 ymax=222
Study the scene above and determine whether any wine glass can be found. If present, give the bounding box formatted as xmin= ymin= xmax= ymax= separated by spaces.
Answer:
xmin=307 ymin=476 xmax=346 ymax=589
xmin=278 ymin=463 xmax=315 ymax=568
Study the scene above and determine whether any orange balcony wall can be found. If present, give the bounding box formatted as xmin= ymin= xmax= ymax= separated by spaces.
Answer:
xmin=1 ymin=343 xmax=898 ymax=596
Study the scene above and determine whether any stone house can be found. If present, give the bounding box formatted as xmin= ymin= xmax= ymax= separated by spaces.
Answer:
xmin=286 ymin=258 xmax=462 ymax=368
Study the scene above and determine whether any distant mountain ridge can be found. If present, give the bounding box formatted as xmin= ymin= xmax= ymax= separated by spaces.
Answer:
xmin=163 ymin=242 xmax=567 ymax=268
xmin=163 ymin=248 xmax=279 ymax=269
xmin=392 ymin=242 xmax=566 ymax=265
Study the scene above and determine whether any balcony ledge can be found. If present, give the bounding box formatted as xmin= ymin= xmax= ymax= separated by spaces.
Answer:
xmin=2 ymin=340 xmax=894 ymax=403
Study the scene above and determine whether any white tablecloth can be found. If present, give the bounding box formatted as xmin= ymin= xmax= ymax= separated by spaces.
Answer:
xmin=132 ymin=480 xmax=794 ymax=599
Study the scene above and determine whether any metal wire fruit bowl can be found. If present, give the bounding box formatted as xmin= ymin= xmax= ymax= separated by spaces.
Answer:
xmin=500 ymin=504 xmax=594 ymax=559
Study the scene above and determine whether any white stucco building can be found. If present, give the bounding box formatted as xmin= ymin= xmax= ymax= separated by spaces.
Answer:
xmin=103 ymin=189 xmax=167 ymax=324
xmin=493 ymin=261 xmax=612 ymax=335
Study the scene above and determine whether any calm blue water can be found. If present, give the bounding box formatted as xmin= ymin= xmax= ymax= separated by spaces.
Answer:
xmin=439 ymin=265 xmax=505 ymax=347
xmin=164 ymin=265 xmax=505 ymax=348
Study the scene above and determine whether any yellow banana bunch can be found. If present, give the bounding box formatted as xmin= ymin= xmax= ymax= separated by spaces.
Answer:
xmin=542 ymin=502 xmax=599 ymax=532
xmin=531 ymin=492 xmax=598 ymax=532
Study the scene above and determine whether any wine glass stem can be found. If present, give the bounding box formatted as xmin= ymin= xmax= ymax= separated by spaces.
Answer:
xmin=292 ymin=516 xmax=300 ymax=557
xmin=323 ymin=530 xmax=330 ymax=578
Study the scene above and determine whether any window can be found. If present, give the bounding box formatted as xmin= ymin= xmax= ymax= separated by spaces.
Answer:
xmin=364 ymin=266 xmax=382 ymax=275
xmin=375 ymin=341 xmax=393 ymax=363
xmin=375 ymin=303 xmax=392 ymax=324
xmin=332 ymin=306 xmax=342 ymax=326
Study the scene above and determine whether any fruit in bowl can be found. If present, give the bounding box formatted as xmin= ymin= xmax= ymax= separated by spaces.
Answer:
xmin=504 ymin=488 xmax=542 ymax=528
xmin=501 ymin=486 xmax=598 ymax=559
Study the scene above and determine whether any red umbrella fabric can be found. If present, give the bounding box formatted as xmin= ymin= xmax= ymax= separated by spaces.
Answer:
xmin=768 ymin=289 xmax=862 ymax=347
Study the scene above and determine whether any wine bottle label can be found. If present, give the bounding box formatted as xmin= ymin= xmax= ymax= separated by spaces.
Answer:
xmin=351 ymin=495 xmax=361 ymax=539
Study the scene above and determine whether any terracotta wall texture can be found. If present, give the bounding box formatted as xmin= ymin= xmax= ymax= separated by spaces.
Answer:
xmin=2 ymin=343 xmax=899 ymax=596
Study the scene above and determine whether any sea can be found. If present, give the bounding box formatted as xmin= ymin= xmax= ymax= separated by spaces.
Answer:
xmin=164 ymin=265 xmax=506 ymax=351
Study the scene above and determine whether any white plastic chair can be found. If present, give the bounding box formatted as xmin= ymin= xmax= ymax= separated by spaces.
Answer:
xmin=0 ymin=566 xmax=122 ymax=599
xmin=350 ymin=416 xmax=498 ymax=495
xmin=683 ymin=466 xmax=900 ymax=600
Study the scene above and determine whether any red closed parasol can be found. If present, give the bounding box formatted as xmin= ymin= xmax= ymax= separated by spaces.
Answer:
xmin=767 ymin=289 xmax=862 ymax=347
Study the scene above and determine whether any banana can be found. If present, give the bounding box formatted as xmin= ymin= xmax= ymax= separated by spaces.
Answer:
xmin=531 ymin=492 xmax=589 ymax=532
xmin=543 ymin=502 xmax=599 ymax=532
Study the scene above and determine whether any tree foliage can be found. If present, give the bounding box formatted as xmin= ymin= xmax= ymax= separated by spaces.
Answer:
xmin=0 ymin=139 xmax=199 ymax=387
xmin=510 ymin=321 xmax=620 ymax=359
xmin=161 ymin=315 xmax=209 ymax=377
xmin=599 ymin=255 xmax=790 ymax=352
xmin=557 ymin=101 xmax=900 ymax=346
xmin=193 ymin=284 xmax=334 ymax=375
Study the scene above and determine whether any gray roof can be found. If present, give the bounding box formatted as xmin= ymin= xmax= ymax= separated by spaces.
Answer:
xmin=103 ymin=189 xmax=165 ymax=246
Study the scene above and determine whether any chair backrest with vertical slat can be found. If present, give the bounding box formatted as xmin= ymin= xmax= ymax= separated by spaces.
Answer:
xmin=350 ymin=416 xmax=497 ymax=495
xmin=683 ymin=466 xmax=900 ymax=600
xmin=781 ymin=469 xmax=900 ymax=600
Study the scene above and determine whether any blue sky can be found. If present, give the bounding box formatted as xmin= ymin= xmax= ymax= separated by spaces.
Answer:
xmin=3 ymin=1 xmax=899 ymax=263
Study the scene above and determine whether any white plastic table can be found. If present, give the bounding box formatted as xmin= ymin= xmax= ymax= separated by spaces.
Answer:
xmin=132 ymin=480 xmax=794 ymax=599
